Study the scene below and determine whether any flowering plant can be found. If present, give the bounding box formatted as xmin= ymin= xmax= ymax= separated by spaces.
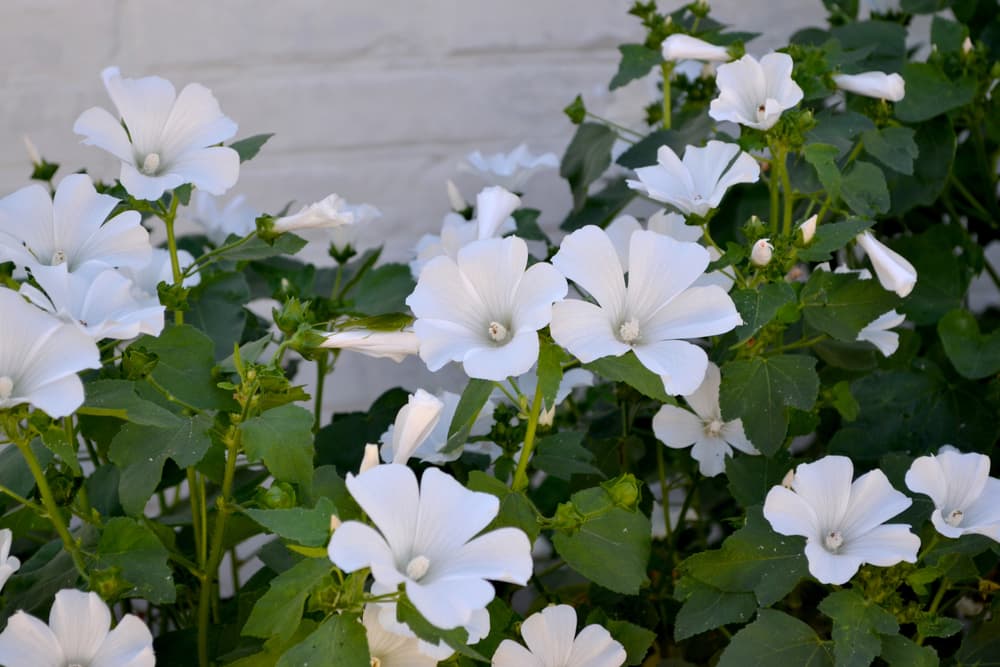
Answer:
xmin=0 ymin=1 xmax=998 ymax=665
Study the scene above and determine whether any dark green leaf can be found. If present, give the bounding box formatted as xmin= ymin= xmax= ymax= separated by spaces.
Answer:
xmin=134 ymin=325 xmax=236 ymax=411
xmin=243 ymin=497 xmax=335 ymax=547
xmin=797 ymin=218 xmax=874 ymax=262
xmin=831 ymin=20 xmax=906 ymax=71
xmin=560 ymin=178 xmax=635 ymax=232
xmin=243 ymin=557 xmax=331 ymax=643
xmin=347 ymin=263 xmax=414 ymax=316
xmin=276 ymin=613 xmax=369 ymax=667
xmin=840 ymin=161 xmax=890 ymax=217
xmin=807 ymin=111 xmax=875 ymax=156
xmin=801 ymin=269 xmax=900 ymax=341
xmin=916 ymin=615 xmax=962 ymax=639
xmin=895 ymin=63 xmax=976 ymax=123
xmin=881 ymin=634 xmax=939 ymax=667
xmin=83 ymin=379 xmax=180 ymax=427
xmin=674 ymin=578 xmax=757 ymax=640
xmin=512 ymin=208 xmax=548 ymax=242
xmin=561 ymin=123 xmax=617 ymax=212
xmin=230 ymin=134 xmax=274 ymax=162
xmin=731 ymin=283 xmax=797 ymax=344
xmin=443 ymin=379 xmax=495 ymax=455
xmin=931 ymin=16 xmax=967 ymax=52
xmin=955 ymin=615 xmax=1000 ymax=666
xmin=220 ymin=232 xmax=307 ymax=261
xmin=718 ymin=609 xmax=834 ymax=667
xmin=95 ymin=517 xmax=175 ymax=603
xmin=893 ymin=225 xmax=972 ymax=325
xmin=532 ymin=432 xmax=603 ymax=480
xmin=606 ymin=618 xmax=656 ymax=665
xmin=536 ymin=339 xmax=564 ymax=411
xmin=726 ymin=450 xmax=793 ymax=507
xmin=610 ymin=44 xmax=662 ymax=90
xmin=803 ymin=143 xmax=841 ymax=198
xmin=466 ymin=471 xmax=540 ymax=542
xmin=819 ymin=590 xmax=898 ymax=667
xmin=937 ymin=309 xmax=1000 ymax=379
xmin=886 ymin=116 xmax=955 ymax=216
xmin=241 ymin=405 xmax=316 ymax=488
xmin=862 ymin=127 xmax=918 ymax=175
xmin=586 ymin=352 xmax=670 ymax=402
xmin=186 ymin=271 xmax=250 ymax=360
xmin=397 ymin=595 xmax=488 ymax=661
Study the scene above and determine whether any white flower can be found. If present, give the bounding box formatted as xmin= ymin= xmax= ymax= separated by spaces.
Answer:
xmin=0 ymin=174 xmax=150 ymax=273
xmin=188 ymin=190 xmax=258 ymax=246
xmin=661 ymin=34 xmax=731 ymax=62
xmin=370 ymin=601 xmax=487 ymax=662
xmin=474 ymin=186 xmax=521 ymax=240
xmin=383 ymin=389 xmax=497 ymax=464
xmin=21 ymin=264 xmax=164 ymax=341
xmin=447 ymin=179 xmax=468 ymax=212
xmin=320 ymin=328 xmax=420 ymax=363
xmin=857 ymin=309 xmax=905 ymax=356
xmin=0 ymin=288 xmax=100 ymax=418
xmin=763 ymin=455 xmax=920 ymax=585
xmin=799 ymin=214 xmax=817 ymax=244
xmin=74 ymin=66 xmax=239 ymax=201
xmin=905 ymin=446 xmax=1000 ymax=541
xmin=329 ymin=202 xmax=381 ymax=250
xmin=646 ymin=210 xmax=702 ymax=243
xmin=459 ymin=144 xmax=559 ymax=192
xmin=750 ymin=238 xmax=774 ymax=267
xmin=379 ymin=389 xmax=445 ymax=465
xmin=272 ymin=193 xmax=355 ymax=233
xmin=0 ymin=588 xmax=154 ymax=667
xmin=855 ymin=231 xmax=917 ymax=298
xmin=120 ymin=247 xmax=201 ymax=298
xmin=833 ymin=71 xmax=905 ymax=102
xmin=327 ymin=464 xmax=532 ymax=630
xmin=0 ymin=529 xmax=20 ymax=593
xmin=626 ymin=141 xmax=760 ymax=217
xmin=491 ymin=605 xmax=626 ymax=667
xmin=407 ymin=236 xmax=567 ymax=381
xmin=362 ymin=605 xmax=440 ymax=666
xmin=652 ymin=363 xmax=758 ymax=476
xmin=359 ymin=444 xmax=381 ymax=474
xmin=709 ymin=53 xmax=804 ymax=131
xmin=550 ymin=226 xmax=741 ymax=395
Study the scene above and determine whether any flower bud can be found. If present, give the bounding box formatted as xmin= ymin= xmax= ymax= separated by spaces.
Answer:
xmin=329 ymin=514 xmax=342 ymax=532
xmin=781 ymin=468 xmax=796 ymax=489
xmin=962 ymin=37 xmax=973 ymax=54
xmin=750 ymin=238 xmax=774 ymax=267
xmin=661 ymin=34 xmax=730 ymax=62
xmin=359 ymin=444 xmax=381 ymax=473
xmin=832 ymin=71 xmax=905 ymax=102
xmin=22 ymin=135 xmax=41 ymax=166
xmin=446 ymin=179 xmax=466 ymax=212
xmin=603 ymin=474 xmax=640 ymax=511
xmin=798 ymin=214 xmax=817 ymax=244
xmin=855 ymin=231 xmax=917 ymax=297
xmin=259 ymin=482 xmax=297 ymax=509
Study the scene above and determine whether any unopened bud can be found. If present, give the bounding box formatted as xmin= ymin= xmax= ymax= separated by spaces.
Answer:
xmin=798 ymin=215 xmax=817 ymax=244
xmin=962 ymin=37 xmax=973 ymax=54
xmin=330 ymin=514 xmax=342 ymax=531
xmin=446 ymin=180 xmax=466 ymax=212
xmin=603 ymin=474 xmax=640 ymax=510
xmin=750 ymin=238 xmax=774 ymax=267
xmin=359 ymin=444 xmax=381 ymax=473
xmin=781 ymin=468 xmax=796 ymax=489
xmin=22 ymin=135 xmax=41 ymax=165
xmin=538 ymin=404 xmax=556 ymax=428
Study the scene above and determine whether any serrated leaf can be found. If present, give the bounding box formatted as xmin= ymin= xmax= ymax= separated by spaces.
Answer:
xmin=862 ymin=127 xmax=918 ymax=175
xmin=803 ymin=143 xmax=841 ymax=198
xmin=797 ymin=218 xmax=874 ymax=262
xmin=133 ymin=325 xmax=236 ymax=411
xmin=731 ymin=283 xmax=797 ymax=344
xmin=726 ymin=450 xmax=793 ymax=507
xmin=881 ymin=634 xmax=939 ymax=666
xmin=241 ymin=405 xmax=316 ymax=488
xmin=243 ymin=557 xmax=331 ymax=643
xmin=895 ymin=63 xmax=976 ymax=124
xmin=606 ymin=618 xmax=656 ymax=665
xmin=718 ymin=609 xmax=834 ymax=667
xmin=532 ymin=432 xmax=603 ymax=480
xmin=466 ymin=471 xmax=540 ymax=542
xmin=819 ymin=590 xmax=898 ymax=667
xmin=230 ymin=133 xmax=274 ymax=162
xmin=536 ymin=339 xmax=564 ymax=412
xmin=841 ymin=161 xmax=889 ymax=217
xmin=610 ymin=44 xmax=662 ymax=90
xmin=82 ymin=379 xmax=181 ymax=427
xmin=219 ymin=232 xmax=307 ymax=261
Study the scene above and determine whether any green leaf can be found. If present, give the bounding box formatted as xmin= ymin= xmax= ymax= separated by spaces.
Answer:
xmin=220 ymin=232 xmax=307 ymax=261
xmin=551 ymin=483 xmax=651 ymax=595
xmin=536 ymin=339 xmax=564 ymax=412
xmin=726 ymin=450 xmax=793 ymax=507
xmin=895 ymin=63 xmax=976 ymax=123
xmin=0 ymin=442 xmax=50 ymax=512
xmin=916 ymin=615 xmax=962 ymax=639
xmin=886 ymin=116 xmax=955 ymax=216
xmin=230 ymin=133 xmax=274 ymax=162
xmin=955 ymin=615 xmax=1000 ymax=666
xmin=243 ymin=497 xmax=335 ymax=547
xmin=82 ymin=379 xmax=180 ymax=427
xmin=803 ymin=143 xmax=841 ymax=198
xmin=862 ymin=127 xmax=918 ymax=175
xmin=674 ymin=578 xmax=757 ymax=640
xmin=831 ymin=20 xmax=906 ymax=71
xmin=348 ymin=263 xmax=415 ymax=316
xmin=466 ymin=472 xmax=540 ymax=542
xmin=606 ymin=618 xmax=657 ymax=665
xmin=831 ymin=381 xmax=860 ymax=421
xmin=512 ymin=208 xmax=548 ymax=242
xmin=561 ymin=122 xmax=617 ymax=212
xmin=95 ymin=517 xmax=175 ymax=603
xmin=610 ymin=44 xmax=662 ymax=90
xmin=39 ymin=427 xmax=80 ymax=475
xmin=186 ymin=271 xmax=250 ymax=360
xmin=585 ymin=352 xmax=670 ymax=402
xmin=931 ymin=16 xmax=967 ymax=52
xmin=718 ymin=609 xmax=834 ymax=667
xmin=881 ymin=634 xmax=939 ymax=666
xmin=797 ymin=218 xmax=874 ymax=262
xmin=840 ymin=161 xmax=889 ymax=217
xmin=243 ymin=557 xmax=331 ymax=643
xmin=108 ymin=414 xmax=214 ymax=515
xmin=443 ymin=379 xmax=495 ymax=455
xmin=560 ymin=178 xmax=635 ymax=232
xmin=937 ymin=309 xmax=1000 ymax=379
xmin=892 ymin=225 xmax=972 ymax=325
xmin=242 ymin=405 xmax=316 ymax=488
xmin=133 ymin=325 xmax=236 ymax=411
xmin=397 ymin=595 xmax=488 ymax=661
xmin=800 ymin=269 xmax=900 ymax=342
xmin=807 ymin=111 xmax=875 ymax=156
xmin=532 ymin=432 xmax=603 ymax=480
xmin=731 ymin=283 xmax=797 ymax=344
xmin=819 ymin=590 xmax=898 ymax=667
xmin=680 ymin=507 xmax=808 ymax=606
xmin=276 ymin=613 xmax=369 ymax=667
xmin=719 ymin=356 xmax=820 ymax=456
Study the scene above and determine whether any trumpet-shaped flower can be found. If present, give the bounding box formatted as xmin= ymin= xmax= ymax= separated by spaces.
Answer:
xmin=459 ymin=144 xmax=559 ymax=192
xmin=833 ymin=71 xmax=905 ymax=102
xmin=327 ymin=464 xmax=532 ymax=630
xmin=320 ymin=327 xmax=420 ymax=363
xmin=121 ymin=248 xmax=201 ymax=299
xmin=0 ymin=288 xmax=100 ymax=418
xmin=362 ymin=605 xmax=440 ymax=666
xmin=0 ymin=588 xmax=154 ymax=667
xmin=709 ymin=53 xmax=804 ymax=131
xmin=799 ymin=214 xmax=817 ymax=244
xmin=855 ymin=231 xmax=917 ymax=298
xmin=905 ymin=446 xmax=1000 ymax=541
xmin=857 ymin=310 xmax=905 ymax=357
xmin=74 ymin=66 xmax=239 ymax=201
xmin=379 ymin=389 xmax=445 ymax=465
xmin=188 ymin=191 xmax=258 ymax=245
xmin=328 ymin=201 xmax=381 ymax=250
xmin=272 ymin=193 xmax=355 ymax=233
xmin=661 ymin=34 xmax=731 ymax=62
xmin=653 ymin=363 xmax=758 ymax=476
xmin=763 ymin=455 xmax=919 ymax=585
xmin=407 ymin=236 xmax=567 ymax=381
xmin=491 ymin=605 xmax=626 ymax=667
xmin=550 ymin=226 xmax=741 ymax=395
xmin=626 ymin=141 xmax=760 ymax=217
xmin=383 ymin=389 xmax=497 ymax=464
xmin=0 ymin=529 xmax=19 ymax=593
xmin=21 ymin=264 xmax=164 ymax=341
xmin=0 ymin=174 xmax=150 ymax=274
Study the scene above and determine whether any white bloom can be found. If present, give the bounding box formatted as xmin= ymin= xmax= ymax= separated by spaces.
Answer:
xmin=646 ymin=210 xmax=702 ymax=243
xmin=962 ymin=36 xmax=973 ymax=54
xmin=121 ymin=247 xmax=201 ymax=298
xmin=763 ymin=455 xmax=920 ymax=585
xmin=188 ymin=190 xmax=258 ymax=246
xmin=272 ymin=193 xmax=355 ymax=233
xmin=0 ymin=588 xmax=154 ymax=667
xmin=833 ymin=71 xmax=905 ymax=102
xmin=359 ymin=444 xmax=381 ymax=474
xmin=550 ymin=226 xmax=741 ymax=395
xmin=905 ymin=446 xmax=1000 ymax=541
xmin=0 ymin=174 xmax=150 ymax=273
xmin=661 ymin=34 xmax=731 ymax=62
xmin=74 ymin=66 xmax=239 ymax=201
xmin=474 ymin=186 xmax=521 ymax=240
xmin=21 ymin=264 xmax=164 ymax=341
xmin=491 ymin=605 xmax=626 ymax=667
xmin=327 ymin=464 xmax=532 ymax=629
xmin=857 ymin=309 xmax=905 ymax=356
xmin=371 ymin=601 xmax=487 ymax=662
xmin=750 ymin=238 xmax=774 ymax=267
xmin=384 ymin=389 xmax=497 ymax=464
xmin=0 ymin=529 xmax=20 ymax=593
xmin=627 ymin=141 xmax=760 ymax=217
xmin=379 ymin=389 xmax=445 ymax=465
xmin=459 ymin=144 xmax=559 ymax=192
xmin=709 ymin=53 xmax=804 ymax=131
xmin=362 ymin=605 xmax=440 ymax=666
xmin=407 ymin=236 xmax=567 ymax=381
xmin=329 ymin=202 xmax=381 ymax=250
xmin=447 ymin=179 xmax=467 ymax=212
xmin=653 ymin=363 xmax=758 ymax=476
xmin=320 ymin=328 xmax=420 ymax=363
xmin=855 ymin=231 xmax=917 ymax=297
xmin=799 ymin=214 xmax=817 ymax=244
xmin=0 ymin=288 xmax=100 ymax=418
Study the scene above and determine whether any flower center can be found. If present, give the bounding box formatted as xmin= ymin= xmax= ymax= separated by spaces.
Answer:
xmin=945 ymin=509 xmax=964 ymax=527
xmin=704 ymin=419 xmax=724 ymax=437
xmin=488 ymin=321 xmax=509 ymax=343
xmin=618 ymin=318 xmax=641 ymax=344
xmin=370 ymin=658 xmax=381 ymax=667
xmin=50 ymin=249 xmax=67 ymax=265
xmin=405 ymin=554 xmax=431 ymax=581
xmin=756 ymin=103 xmax=768 ymax=122
xmin=823 ymin=530 xmax=844 ymax=552
xmin=141 ymin=152 xmax=161 ymax=175
xmin=0 ymin=376 xmax=13 ymax=400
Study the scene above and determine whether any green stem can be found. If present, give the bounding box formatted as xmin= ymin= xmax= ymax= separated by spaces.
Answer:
xmin=661 ymin=62 xmax=673 ymax=130
xmin=584 ymin=112 xmax=643 ymax=141
xmin=15 ymin=438 xmax=88 ymax=578
xmin=769 ymin=161 xmax=780 ymax=235
xmin=314 ymin=355 xmax=328 ymax=433
xmin=916 ymin=577 xmax=951 ymax=646
xmin=779 ymin=149 xmax=794 ymax=236
xmin=184 ymin=231 xmax=259 ymax=277
xmin=511 ymin=388 xmax=545 ymax=492
xmin=656 ymin=446 xmax=672 ymax=542
xmin=0 ymin=482 xmax=44 ymax=512
xmin=769 ymin=334 xmax=827 ymax=354
xmin=950 ymin=175 xmax=994 ymax=222
xmin=671 ymin=481 xmax=698 ymax=561
xmin=146 ymin=376 xmax=203 ymax=414
xmin=162 ymin=194 xmax=184 ymax=325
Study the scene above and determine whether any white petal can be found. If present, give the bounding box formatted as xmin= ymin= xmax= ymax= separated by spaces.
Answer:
xmin=790 ymin=456 xmax=855 ymax=535
xmin=550 ymin=300 xmax=627 ymax=364
xmin=855 ymin=232 xmax=917 ymax=298
xmin=390 ymin=390 xmax=444 ymax=465
xmin=327 ymin=521 xmax=401 ymax=584
xmin=960 ymin=478 xmax=1000 ymax=531
xmin=511 ymin=261 xmax=567 ymax=333
xmin=764 ymin=485 xmax=820 ymax=539
xmin=904 ymin=454 xmax=952 ymax=510
xmin=492 ymin=640 xmax=545 ymax=667
xmin=0 ymin=611 xmax=65 ymax=667
xmin=652 ymin=405 xmax=705 ymax=449
xmin=475 ymin=186 xmax=520 ymax=240
xmin=569 ymin=624 xmax=628 ymax=667
xmin=804 ymin=541 xmax=864 ymax=585
xmin=760 ymin=52 xmax=804 ymax=110
xmin=840 ymin=524 xmax=919 ymax=566
xmin=632 ymin=339 xmax=708 ymax=395
xmin=646 ymin=285 xmax=741 ymax=344
xmin=414 ymin=467 xmax=500 ymax=557
xmin=463 ymin=329 xmax=539 ymax=381
xmin=690 ymin=438 xmax=732 ymax=477
xmin=721 ymin=419 xmax=758 ymax=454
xmin=551 ymin=226 xmax=627 ymax=318
xmin=437 ymin=528 xmax=532 ymax=585
xmin=159 ymin=83 xmax=238 ymax=163
xmin=648 ymin=209 xmax=701 ymax=243
xmin=522 ymin=605 xmax=577 ymax=666
xmin=840 ymin=469 xmax=911 ymax=541
xmin=935 ymin=448 xmax=990 ymax=515
xmin=101 ymin=67 xmax=176 ymax=155
xmin=405 ymin=576 xmax=495 ymax=630
xmin=833 ymin=72 xmax=905 ymax=102
xmin=49 ymin=590 xmax=111 ymax=665
xmin=167 ymin=146 xmax=240 ymax=196
xmin=407 ymin=255 xmax=485 ymax=333
xmin=413 ymin=319 xmax=484 ymax=372
xmin=626 ymin=232 xmax=709 ymax=324
xmin=604 ymin=215 xmax=642 ymax=270
xmin=661 ymin=34 xmax=731 ymax=62
xmin=346 ymin=465 xmax=419 ymax=565
xmin=119 ymin=162 xmax=185 ymax=201
xmin=90 ymin=615 xmax=155 ymax=667
xmin=73 ymin=107 xmax=134 ymax=163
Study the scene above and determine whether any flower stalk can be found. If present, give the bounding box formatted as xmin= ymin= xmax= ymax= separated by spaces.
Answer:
xmin=512 ymin=387 xmax=545 ymax=492
xmin=161 ymin=193 xmax=184 ymax=325
xmin=661 ymin=62 xmax=673 ymax=130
